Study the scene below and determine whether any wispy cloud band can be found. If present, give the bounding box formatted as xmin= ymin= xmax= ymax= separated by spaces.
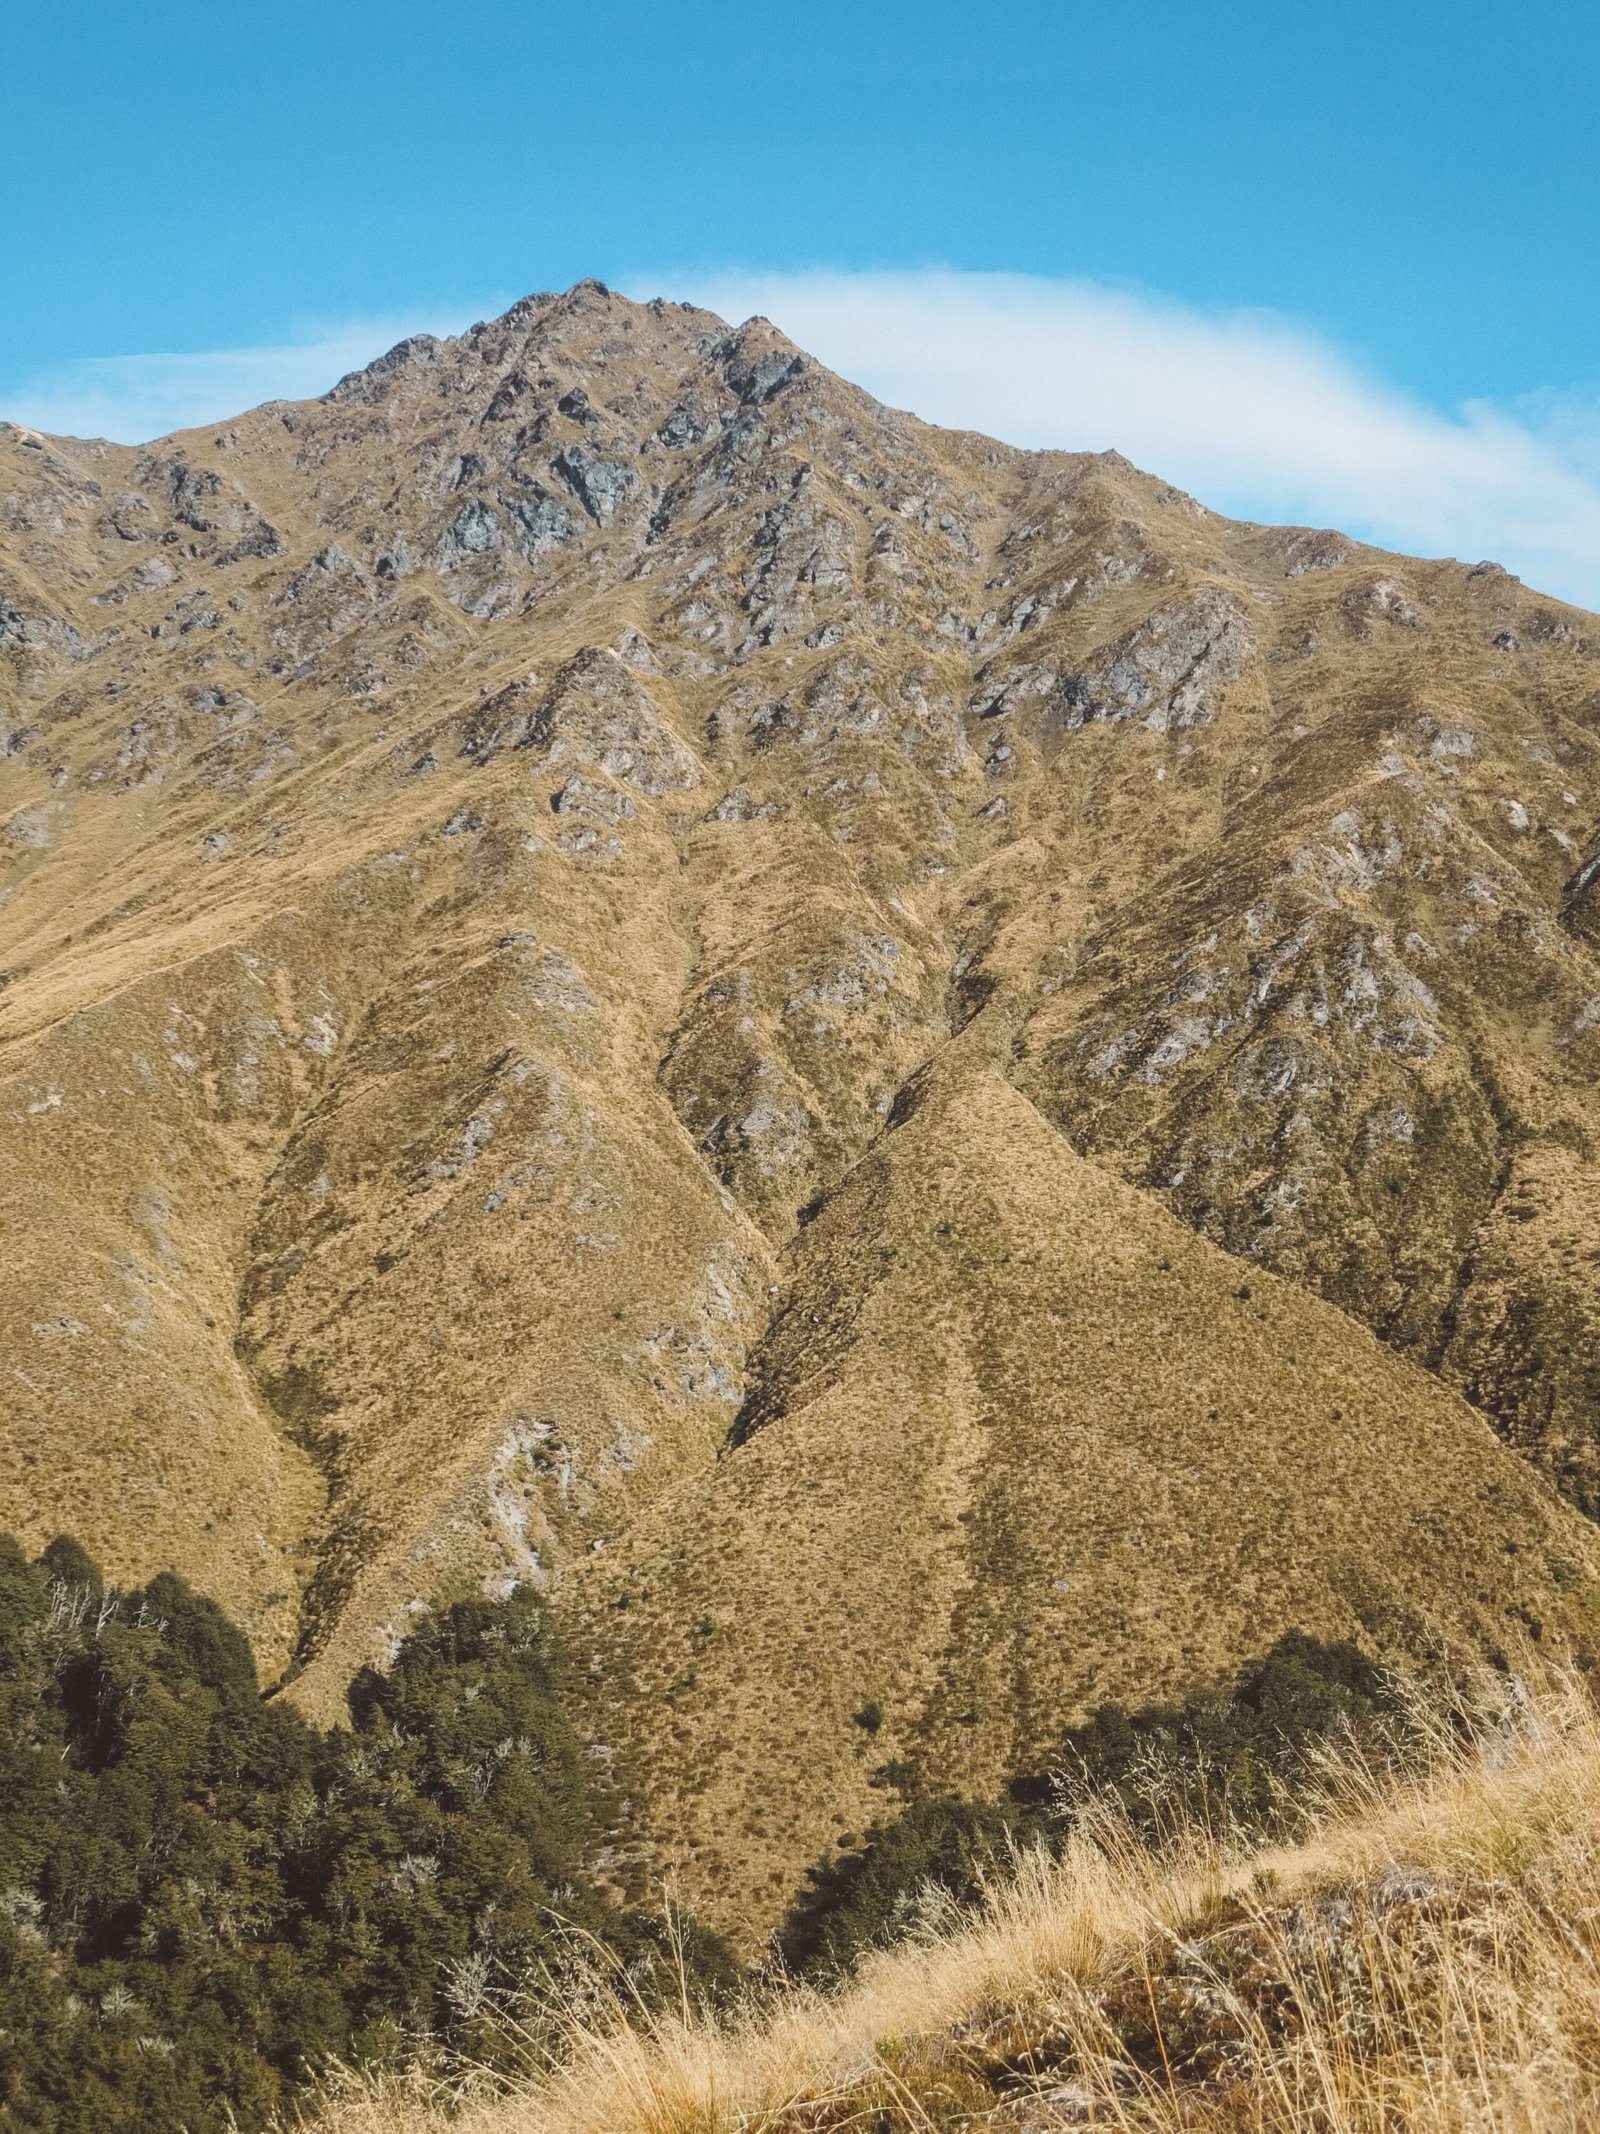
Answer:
xmin=668 ymin=271 xmax=1600 ymax=613
xmin=5 ymin=272 xmax=1598 ymax=612
xmin=0 ymin=315 xmax=475 ymax=452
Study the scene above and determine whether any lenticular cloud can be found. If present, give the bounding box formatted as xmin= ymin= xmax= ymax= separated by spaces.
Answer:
xmin=668 ymin=269 xmax=1600 ymax=612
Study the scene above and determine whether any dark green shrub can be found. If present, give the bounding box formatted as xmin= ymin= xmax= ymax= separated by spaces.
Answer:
xmin=780 ymin=1634 xmax=1409 ymax=1981
xmin=36 ymin=1533 xmax=103 ymax=1595
xmin=779 ymin=1796 xmax=1024 ymax=1978
xmin=1034 ymin=1630 xmax=1406 ymax=1839
xmin=0 ymin=1536 xmax=734 ymax=2133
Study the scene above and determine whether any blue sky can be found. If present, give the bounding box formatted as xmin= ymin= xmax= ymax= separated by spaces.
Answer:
xmin=7 ymin=1 xmax=1600 ymax=603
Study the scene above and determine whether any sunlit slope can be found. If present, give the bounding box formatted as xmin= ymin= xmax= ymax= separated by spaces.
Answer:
xmin=576 ymin=1062 xmax=1600 ymax=1930
xmin=0 ymin=644 xmax=779 ymax=1701
xmin=5 ymin=278 xmax=1600 ymax=1739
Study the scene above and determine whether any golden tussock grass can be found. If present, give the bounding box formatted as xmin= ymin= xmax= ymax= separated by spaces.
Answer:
xmin=303 ymin=1671 xmax=1600 ymax=2134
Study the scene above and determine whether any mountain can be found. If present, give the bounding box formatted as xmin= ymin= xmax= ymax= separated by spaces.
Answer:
xmin=5 ymin=280 xmax=1600 ymax=1929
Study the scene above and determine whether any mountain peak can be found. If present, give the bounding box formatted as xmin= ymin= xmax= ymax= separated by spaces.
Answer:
xmin=4 ymin=279 xmax=1600 ymax=1937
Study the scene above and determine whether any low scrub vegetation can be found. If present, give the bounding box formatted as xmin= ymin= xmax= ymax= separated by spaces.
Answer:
xmin=310 ymin=1668 xmax=1600 ymax=2133
xmin=7 ymin=1533 xmax=1584 ymax=2134
xmin=0 ymin=1537 xmax=731 ymax=2133
xmin=779 ymin=1633 xmax=1409 ymax=1979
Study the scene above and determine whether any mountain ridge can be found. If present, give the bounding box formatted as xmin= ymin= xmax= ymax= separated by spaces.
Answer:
xmin=5 ymin=278 xmax=1600 ymax=1927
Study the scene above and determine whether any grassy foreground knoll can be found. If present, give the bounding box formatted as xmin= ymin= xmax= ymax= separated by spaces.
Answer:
xmin=311 ymin=1669 xmax=1600 ymax=2134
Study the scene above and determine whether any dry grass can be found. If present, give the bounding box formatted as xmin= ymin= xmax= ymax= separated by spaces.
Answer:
xmin=11 ymin=277 xmax=1600 ymax=1929
xmin=306 ymin=1672 xmax=1600 ymax=2133
xmin=574 ymin=1063 xmax=1600 ymax=1928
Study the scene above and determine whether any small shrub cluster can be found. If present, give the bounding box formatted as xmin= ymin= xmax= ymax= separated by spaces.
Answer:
xmin=0 ymin=1536 xmax=731 ymax=2133
xmin=780 ymin=1632 xmax=1408 ymax=1978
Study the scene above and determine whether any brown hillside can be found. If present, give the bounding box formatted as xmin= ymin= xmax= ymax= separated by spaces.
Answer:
xmin=4 ymin=280 xmax=1600 ymax=1929
xmin=573 ymin=1057 xmax=1600 ymax=1929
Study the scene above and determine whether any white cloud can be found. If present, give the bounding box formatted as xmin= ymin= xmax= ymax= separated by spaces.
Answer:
xmin=0 ymin=312 xmax=480 ymax=449
xmin=654 ymin=270 xmax=1600 ymax=612
xmin=7 ymin=271 xmax=1600 ymax=611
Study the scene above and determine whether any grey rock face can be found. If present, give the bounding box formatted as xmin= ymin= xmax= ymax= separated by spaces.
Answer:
xmin=724 ymin=345 xmax=805 ymax=405
xmin=437 ymin=499 xmax=502 ymax=565
xmin=1347 ymin=576 xmax=1421 ymax=630
xmin=286 ymin=545 xmax=363 ymax=599
xmin=1062 ymin=591 xmax=1253 ymax=732
xmin=482 ymin=371 xmax=535 ymax=423
xmin=1285 ymin=530 xmax=1351 ymax=577
xmin=613 ymin=625 xmax=656 ymax=670
xmin=0 ymin=598 xmax=82 ymax=656
xmin=268 ymin=545 xmax=371 ymax=670
xmin=551 ymin=773 xmax=636 ymax=824
xmin=163 ymin=458 xmax=225 ymax=533
xmin=218 ymin=519 xmax=285 ymax=565
xmin=374 ymin=537 xmax=421 ymax=580
xmin=103 ymin=495 xmax=152 ymax=542
xmin=738 ymin=473 xmax=857 ymax=649
xmin=506 ymin=487 xmax=574 ymax=559
xmin=708 ymin=785 xmax=778 ymax=822
xmin=553 ymin=444 xmax=639 ymax=526
xmin=456 ymin=675 xmax=546 ymax=764
xmin=655 ymin=399 xmax=711 ymax=449
xmin=93 ymin=556 xmax=178 ymax=606
xmin=140 ymin=456 xmax=271 ymax=546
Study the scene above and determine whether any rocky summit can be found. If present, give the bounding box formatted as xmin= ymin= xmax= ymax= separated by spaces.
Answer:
xmin=6 ymin=280 xmax=1600 ymax=1931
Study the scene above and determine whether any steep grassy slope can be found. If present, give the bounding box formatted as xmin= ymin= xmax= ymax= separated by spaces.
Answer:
xmin=4 ymin=283 xmax=1600 ymax=1912
xmin=575 ymin=1060 xmax=1600 ymax=1928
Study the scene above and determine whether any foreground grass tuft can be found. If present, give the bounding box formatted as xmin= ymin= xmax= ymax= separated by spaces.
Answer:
xmin=306 ymin=1670 xmax=1600 ymax=2132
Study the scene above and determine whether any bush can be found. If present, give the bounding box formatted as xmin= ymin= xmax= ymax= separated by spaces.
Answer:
xmin=0 ymin=1536 xmax=733 ymax=2133
xmin=780 ymin=1634 xmax=1408 ymax=1979
xmin=1035 ymin=1630 xmax=1406 ymax=1838
xmin=778 ymin=1796 xmax=1024 ymax=1977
